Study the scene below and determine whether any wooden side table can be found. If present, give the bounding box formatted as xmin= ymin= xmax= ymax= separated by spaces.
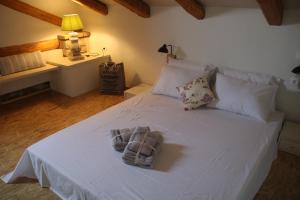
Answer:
xmin=124 ymin=83 xmax=152 ymax=99
xmin=279 ymin=121 xmax=300 ymax=156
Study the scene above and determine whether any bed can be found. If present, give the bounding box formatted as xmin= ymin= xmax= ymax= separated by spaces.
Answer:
xmin=1 ymin=90 xmax=284 ymax=200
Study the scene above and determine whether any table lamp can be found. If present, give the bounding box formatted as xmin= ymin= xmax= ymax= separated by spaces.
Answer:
xmin=61 ymin=14 xmax=84 ymax=60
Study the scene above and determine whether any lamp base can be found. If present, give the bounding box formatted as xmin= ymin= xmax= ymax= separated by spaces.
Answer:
xmin=68 ymin=55 xmax=85 ymax=61
xmin=68 ymin=32 xmax=83 ymax=61
xmin=58 ymin=31 xmax=90 ymax=57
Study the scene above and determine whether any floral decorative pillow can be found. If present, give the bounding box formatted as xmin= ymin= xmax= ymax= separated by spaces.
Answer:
xmin=176 ymin=75 xmax=215 ymax=111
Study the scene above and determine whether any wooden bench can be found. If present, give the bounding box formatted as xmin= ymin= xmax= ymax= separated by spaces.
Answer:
xmin=0 ymin=39 xmax=61 ymax=85
xmin=0 ymin=64 xmax=59 ymax=84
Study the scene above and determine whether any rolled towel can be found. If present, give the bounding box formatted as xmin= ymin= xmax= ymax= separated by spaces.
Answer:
xmin=111 ymin=127 xmax=150 ymax=152
xmin=122 ymin=127 xmax=163 ymax=168
xmin=111 ymin=128 xmax=134 ymax=152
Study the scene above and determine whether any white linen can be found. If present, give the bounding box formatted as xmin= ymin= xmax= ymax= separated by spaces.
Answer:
xmin=1 ymin=92 xmax=284 ymax=200
xmin=209 ymin=73 xmax=278 ymax=122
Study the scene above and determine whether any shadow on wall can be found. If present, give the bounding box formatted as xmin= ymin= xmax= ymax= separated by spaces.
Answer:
xmin=190 ymin=6 xmax=300 ymax=25
xmin=277 ymin=83 xmax=300 ymax=123
xmin=151 ymin=6 xmax=174 ymax=17
xmin=175 ymin=46 xmax=187 ymax=59
xmin=152 ymin=5 xmax=300 ymax=24
xmin=205 ymin=7 xmax=237 ymax=19
xmin=130 ymin=73 xmax=142 ymax=87
xmin=283 ymin=9 xmax=300 ymax=25
xmin=151 ymin=6 xmax=235 ymax=19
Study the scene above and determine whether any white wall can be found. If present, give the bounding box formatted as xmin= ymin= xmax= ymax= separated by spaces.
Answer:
xmin=79 ymin=4 xmax=300 ymax=122
xmin=79 ymin=5 xmax=300 ymax=86
xmin=0 ymin=0 xmax=79 ymax=93
xmin=2 ymin=1 xmax=299 ymax=86
xmin=0 ymin=0 xmax=80 ymax=46
xmin=79 ymin=3 xmax=156 ymax=86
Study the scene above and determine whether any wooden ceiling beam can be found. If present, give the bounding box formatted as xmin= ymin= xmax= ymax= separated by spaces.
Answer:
xmin=72 ymin=0 xmax=108 ymax=15
xmin=175 ymin=0 xmax=205 ymax=20
xmin=257 ymin=0 xmax=283 ymax=26
xmin=112 ymin=0 xmax=150 ymax=18
xmin=0 ymin=39 xmax=60 ymax=57
xmin=0 ymin=0 xmax=62 ymax=26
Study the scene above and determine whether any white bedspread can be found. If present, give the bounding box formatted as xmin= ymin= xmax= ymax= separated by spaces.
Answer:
xmin=1 ymin=92 xmax=284 ymax=200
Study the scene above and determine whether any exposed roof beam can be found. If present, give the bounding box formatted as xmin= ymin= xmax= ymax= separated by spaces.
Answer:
xmin=72 ymin=0 xmax=108 ymax=15
xmin=112 ymin=0 xmax=150 ymax=18
xmin=0 ymin=39 xmax=60 ymax=57
xmin=0 ymin=0 xmax=62 ymax=26
xmin=257 ymin=0 xmax=283 ymax=26
xmin=175 ymin=0 xmax=205 ymax=20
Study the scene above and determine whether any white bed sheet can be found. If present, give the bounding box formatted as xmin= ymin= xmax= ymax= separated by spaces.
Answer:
xmin=1 ymin=91 xmax=284 ymax=200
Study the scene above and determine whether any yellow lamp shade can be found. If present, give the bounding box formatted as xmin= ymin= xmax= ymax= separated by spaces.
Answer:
xmin=61 ymin=14 xmax=83 ymax=31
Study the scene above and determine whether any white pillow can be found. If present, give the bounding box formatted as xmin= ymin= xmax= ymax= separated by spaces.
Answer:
xmin=152 ymin=65 xmax=206 ymax=98
xmin=218 ymin=67 xmax=279 ymax=111
xmin=152 ymin=58 xmax=216 ymax=98
xmin=208 ymin=73 xmax=278 ymax=122
xmin=0 ymin=51 xmax=45 ymax=75
xmin=153 ymin=59 xmax=216 ymax=98
xmin=219 ymin=67 xmax=278 ymax=86
xmin=168 ymin=58 xmax=215 ymax=72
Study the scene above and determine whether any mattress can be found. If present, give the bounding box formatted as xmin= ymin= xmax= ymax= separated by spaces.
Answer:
xmin=1 ymin=91 xmax=284 ymax=200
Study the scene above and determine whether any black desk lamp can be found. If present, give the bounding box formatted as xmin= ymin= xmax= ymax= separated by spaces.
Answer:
xmin=292 ymin=65 xmax=300 ymax=74
xmin=290 ymin=65 xmax=300 ymax=89
xmin=158 ymin=44 xmax=173 ymax=55
xmin=158 ymin=44 xmax=176 ymax=63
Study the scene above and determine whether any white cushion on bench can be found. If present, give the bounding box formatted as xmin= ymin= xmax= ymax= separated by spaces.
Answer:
xmin=0 ymin=51 xmax=46 ymax=75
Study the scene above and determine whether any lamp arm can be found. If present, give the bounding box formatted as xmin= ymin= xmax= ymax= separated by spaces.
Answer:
xmin=167 ymin=45 xmax=173 ymax=55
